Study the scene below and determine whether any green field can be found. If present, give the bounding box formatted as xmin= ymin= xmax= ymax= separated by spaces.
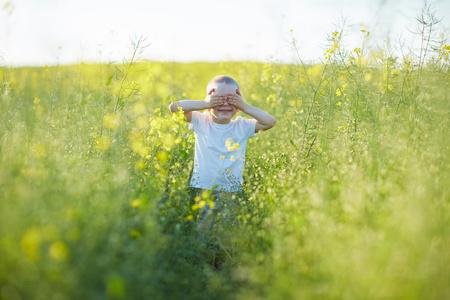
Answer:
xmin=1 ymin=29 xmax=449 ymax=299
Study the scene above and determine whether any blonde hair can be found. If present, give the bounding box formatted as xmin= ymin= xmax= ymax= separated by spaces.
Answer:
xmin=206 ymin=75 xmax=239 ymax=92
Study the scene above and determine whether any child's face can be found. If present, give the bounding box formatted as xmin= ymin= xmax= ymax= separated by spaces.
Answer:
xmin=209 ymin=83 xmax=239 ymax=124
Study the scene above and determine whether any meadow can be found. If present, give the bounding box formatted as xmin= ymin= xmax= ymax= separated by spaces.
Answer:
xmin=1 ymin=21 xmax=450 ymax=300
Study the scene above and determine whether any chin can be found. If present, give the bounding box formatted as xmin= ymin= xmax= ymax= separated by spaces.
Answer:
xmin=221 ymin=112 xmax=237 ymax=119
xmin=212 ymin=113 xmax=235 ymax=123
xmin=217 ymin=115 xmax=233 ymax=121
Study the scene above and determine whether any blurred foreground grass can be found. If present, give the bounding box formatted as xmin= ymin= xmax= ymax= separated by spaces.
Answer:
xmin=0 ymin=37 xmax=449 ymax=299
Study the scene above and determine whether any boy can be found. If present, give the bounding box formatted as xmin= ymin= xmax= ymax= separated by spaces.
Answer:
xmin=169 ymin=75 xmax=276 ymax=194
xmin=170 ymin=75 xmax=275 ymax=269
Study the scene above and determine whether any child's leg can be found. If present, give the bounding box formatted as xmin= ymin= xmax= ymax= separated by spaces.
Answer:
xmin=195 ymin=190 xmax=243 ymax=270
xmin=196 ymin=190 xmax=223 ymax=235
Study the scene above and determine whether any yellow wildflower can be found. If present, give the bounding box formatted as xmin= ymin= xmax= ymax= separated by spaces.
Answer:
xmin=96 ymin=136 xmax=112 ymax=152
xmin=225 ymin=138 xmax=232 ymax=148
xmin=49 ymin=241 xmax=70 ymax=261
xmin=21 ymin=227 xmax=42 ymax=261
xmin=103 ymin=113 xmax=120 ymax=130
xmin=131 ymin=199 xmax=142 ymax=208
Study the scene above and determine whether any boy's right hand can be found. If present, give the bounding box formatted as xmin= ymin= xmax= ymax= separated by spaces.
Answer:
xmin=204 ymin=88 xmax=227 ymax=109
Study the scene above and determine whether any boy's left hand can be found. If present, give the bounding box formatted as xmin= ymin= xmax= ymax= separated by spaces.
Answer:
xmin=226 ymin=90 xmax=245 ymax=110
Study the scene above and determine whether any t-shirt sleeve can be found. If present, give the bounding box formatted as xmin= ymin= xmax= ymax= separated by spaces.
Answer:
xmin=188 ymin=111 xmax=207 ymax=132
xmin=235 ymin=116 xmax=257 ymax=139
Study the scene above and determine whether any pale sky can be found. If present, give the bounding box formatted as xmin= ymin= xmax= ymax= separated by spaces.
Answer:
xmin=1 ymin=0 xmax=449 ymax=66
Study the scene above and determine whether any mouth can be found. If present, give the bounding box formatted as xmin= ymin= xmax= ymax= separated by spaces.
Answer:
xmin=218 ymin=107 xmax=233 ymax=112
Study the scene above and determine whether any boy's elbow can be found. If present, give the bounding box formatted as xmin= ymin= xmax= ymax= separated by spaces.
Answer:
xmin=169 ymin=102 xmax=177 ymax=113
xmin=269 ymin=116 xmax=276 ymax=128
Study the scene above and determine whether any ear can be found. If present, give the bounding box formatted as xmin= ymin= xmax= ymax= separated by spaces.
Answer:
xmin=236 ymin=89 xmax=241 ymax=96
xmin=208 ymin=88 xmax=215 ymax=95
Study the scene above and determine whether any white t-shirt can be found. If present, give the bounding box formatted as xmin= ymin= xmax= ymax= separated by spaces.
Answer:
xmin=189 ymin=111 xmax=256 ymax=192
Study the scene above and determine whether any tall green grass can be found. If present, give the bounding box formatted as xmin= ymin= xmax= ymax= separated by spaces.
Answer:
xmin=1 ymin=18 xmax=449 ymax=300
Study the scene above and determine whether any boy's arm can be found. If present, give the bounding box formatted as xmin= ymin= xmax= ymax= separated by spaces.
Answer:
xmin=168 ymin=88 xmax=226 ymax=122
xmin=169 ymin=100 xmax=207 ymax=122
xmin=241 ymin=103 xmax=277 ymax=132
xmin=227 ymin=91 xmax=276 ymax=132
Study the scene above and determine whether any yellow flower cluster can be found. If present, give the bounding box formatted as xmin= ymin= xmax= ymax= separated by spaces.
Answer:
xmin=21 ymin=226 xmax=73 ymax=262
xmin=32 ymin=97 xmax=43 ymax=114
xmin=95 ymin=136 xmax=112 ymax=152
xmin=266 ymin=93 xmax=277 ymax=108
xmin=324 ymin=31 xmax=341 ymax=64
xmin=335 ymin=84 xmax=348 ymax=98
xmin=360 ymin=29 xmax=370 ymax=38
xmin=226 ymin=138 xmax=240 ymax=152
xmin=439 ymin=44 xmax=450 ymax=62
xmin=190 ymin=191 xmax=215 ymax=213
xmin=403 ymin=57 xmax=413 ymax=69
xmin=103 ymin=113 xmax=121 ymax=130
